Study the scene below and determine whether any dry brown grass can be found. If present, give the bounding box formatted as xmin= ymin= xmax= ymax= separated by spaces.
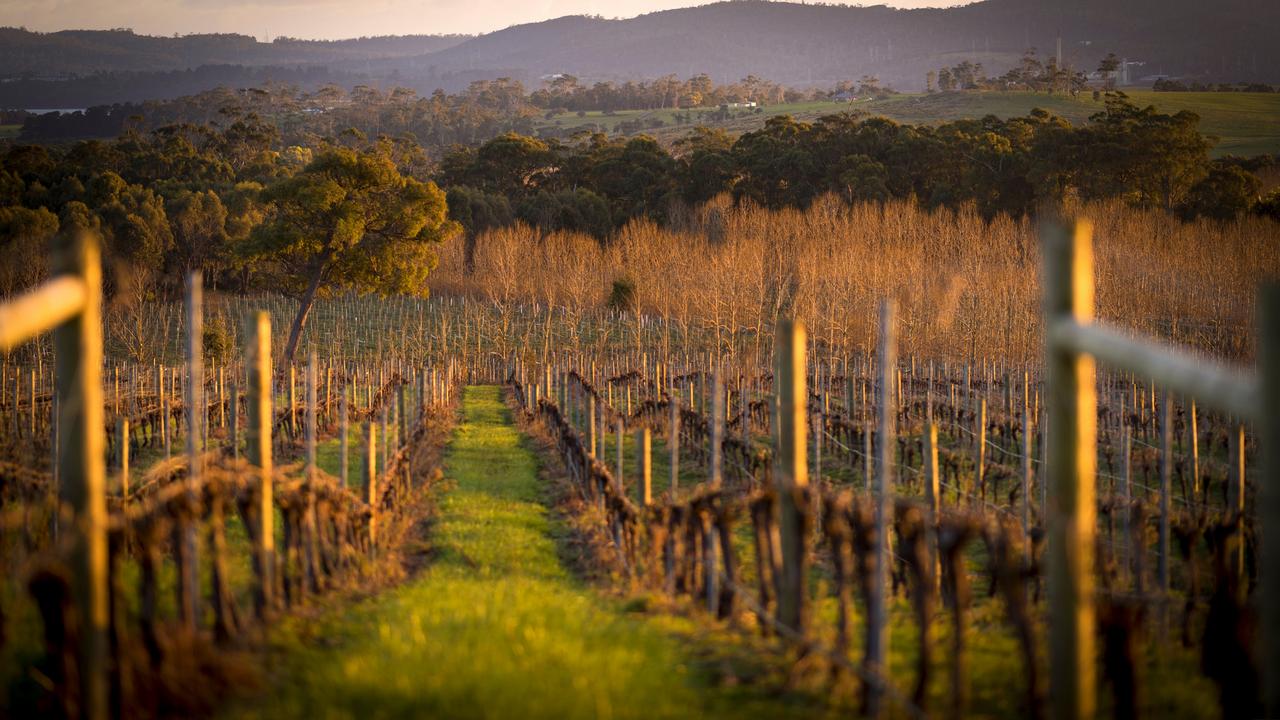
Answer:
xmin=430 ymin=195 xmax=1280 ymax=363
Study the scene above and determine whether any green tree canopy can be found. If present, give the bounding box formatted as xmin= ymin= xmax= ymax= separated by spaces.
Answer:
xmin=247 ymin=144 xmax=460 ymax=365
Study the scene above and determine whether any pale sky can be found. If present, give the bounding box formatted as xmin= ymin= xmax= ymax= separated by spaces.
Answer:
xmin=0 ymin=0 xmax=954 ymax=39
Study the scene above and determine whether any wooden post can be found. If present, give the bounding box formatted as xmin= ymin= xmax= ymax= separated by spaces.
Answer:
xmin=617 ymin=417 xmax=625 ymax=491
xmin=340 ymin=379 xmax=349 ymax=489
xmin=397 ymin=381 xmax=407 ymax=451
xmin=1021 ymin=373 xmax=1033 ymax=541
xmin=924 ymin=421 xmax=941 ymax=596
xmin=775 ymin=318 xmax=808 ymax=636
xmin=230 ymin=378 xmax=239 ymax=462
xmin=180 ymin=271 xmax=202 ymax=631
xmin=159 ymin=365 xmax=170 ymax=460
xmin=1044 ymin=220 xmax=1097 ymax=720
xmin=1228 ymin=424 xmax=1245 ymax=584
xmin=304 ymin=352 xmax=319 ymax=593
xmin=588 ymin=395 xmax=598 ymax=458
xmin=1121 ymin=426 xmax=1132 ymax=587
xmin=1261 ymin=284 xmax=1280 ymax=716
xmin=669 ymin=390 xmax=680 ymax=493
xmin=1188 ymin=399 xmax=1200 ymax=502
xmin=247 ymin=311 xmax=274 ymax=618
xmin=55 ymin=230 xmax=107 ymax=720
xmin=868 ymin=300 xmax=896 ymax=718
xmin=364 ymin=419 xmax=378 ymax=546
xmin=380 ymin=404 xmax=389 ymax=482
xmin=976 ymin=397 xmax=987 ymax=505
xmin=1157 ymin=391 xmax=1171 ymax=630
xmin=711 ymin=363 xmax=723 ymax=487
xmin=116 ymin=417 xmax=129 ymax=500
xmin=288 ymin=364 xmax=297 ymax=437
xmin=636 ymin=427 xmax=651 ymax=506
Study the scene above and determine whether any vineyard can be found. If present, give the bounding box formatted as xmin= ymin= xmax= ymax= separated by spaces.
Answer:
xmin=0 ymin=217 xmax=1277 ymax=720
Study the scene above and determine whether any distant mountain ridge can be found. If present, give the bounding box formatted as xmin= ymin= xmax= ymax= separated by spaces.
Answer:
xmin=1 ymin=0 xmax=1277 ymax=105
xmin=401 ymin=0 xmax=1279 ymax=90
xmin=0 ymin=27 xmax=469 ymax=77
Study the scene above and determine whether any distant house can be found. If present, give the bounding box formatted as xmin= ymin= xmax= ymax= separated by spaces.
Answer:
xmin=726 ymin=101 xmax=758 ymax=109
xmin=832 ymin=91 xmax=858 ymax=102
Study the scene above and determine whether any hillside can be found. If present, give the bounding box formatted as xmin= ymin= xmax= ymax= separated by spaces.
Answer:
xmin=1 ymin=0 xmax=1277 ymax=110
xmin=401 ymin=0 xmax=1280 ymax=91
xmin=0 ymin=27 xmax=469 ymax=77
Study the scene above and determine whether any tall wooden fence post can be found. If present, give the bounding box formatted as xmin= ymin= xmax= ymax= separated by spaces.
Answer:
xmin=180 ymin=271 xmax=203 ymax=631
xmin=616 ymin=417 xmax=625 ymax=493
xmin=774 ymin=318 xmax=808 ymax=635
xmin=636 ymin=427 xmax=651 ymax=506
xmin=924 ymin=421 xmax=941 ymax=596
xmin=1259 ymin=284 xmax=1280 ymax=715
xmin=868 ymin=299 xmax=896 ymax=718
xmin=247 ymin=311 xmax=274 ymax=618
xmin=364 ymin=419 xmax=378 ymax=547
xmin=55 ymin=230 xmax=106 ymax=720
xmin=711 ymin=363 xmax=723 ymax=487
xmin=1044 ymin=220 xmax=1097 ymax=720
xmin=1157 ymin=391 xmax=1172 ymax=631
xmin=669 ymin=390 xmax=680 ymax=493
xmin=339 ymin=379 xmax=349 ymax=489
xmin=116 ymin=418 xmax=129 ymax=501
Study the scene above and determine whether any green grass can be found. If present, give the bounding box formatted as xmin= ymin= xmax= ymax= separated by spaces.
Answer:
xmin=0 ymin=124 xmax=19 ymax=139
xmin=225 ymin=385 xmax=814 ymax=719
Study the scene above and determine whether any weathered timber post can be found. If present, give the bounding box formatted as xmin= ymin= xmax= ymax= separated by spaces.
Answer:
xmin=364 ymin=419 xmax=378 ymax=547
xmin=57 ymin=231 xmax=106 ymax=720
xmin=1227 ymin=424 xmax=1245 ymax=585
xmin=159 ymin=365 xmax=170 ymax=460
xmin=1260 ymin=285 xmax=1280 ymax=716
xmin=775 ymin=318 xmax=808 ymax=636
xmin=976 ymin=397 xmax=986 ymax=506
xmin=380 ymin=404 xmax=389 ymax=483
xmin=1188 ymin=399 xmax=1200 ymax=502
xmin=617 ymin=417 xmax=625 ymax=491
xmin=588 ymin=394 xmax=598 ymax=458
xmin=288 ymin=363 xmax=297 ymax=437
xmin=339 ymin=379 xmax=349 ymax=489
xmin=924 ymin=421 xmax=941 ymax=596
xmin=304 ymin=352 xmax=319 ymax=593
xmin=180 ymin=271 xmax=202 ymax=631
xmin=1022 ymin=373 xmax=1033 ymax=544
xmin=670 ymin=389 xmax=680 ymax=493
xmin=230 ymin=377 xmax=239 ymax=462
xmin=0 ymin=231 xmax=106 ymax=719
xmin=868 ymin=299 xmax=896 ymax=719
xmin=636 ymin=427 xmax=651 ymax=506
xmin=116 ymin=417 xmax=129 ymax=501
xmin=247 ymin=311 xmax=274 ymax=618
xmin=711 ymin=363 xmax=723 ymax=487
xmin=1044 ymin=220 xmax=1097 ymax=720
xmin=1120 ymin=426 xmax=1132 ymax=587
xmin=397 ymin=381 xmax=406 ymax=452
xmin=1157 ymin=391 xmax=1172 ymax=631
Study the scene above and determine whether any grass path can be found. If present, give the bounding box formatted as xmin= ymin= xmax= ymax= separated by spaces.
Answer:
xmin=226 ymin=385 xmax=809 ymax=720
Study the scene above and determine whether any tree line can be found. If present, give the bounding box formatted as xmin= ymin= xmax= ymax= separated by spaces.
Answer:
xmin=443 ymin=95 xmax=1277 ymax=237
xmin=2 ymin=92 xmax=1277 ymax=365
xmin=13 ymin=73 xmax=892 ymax=146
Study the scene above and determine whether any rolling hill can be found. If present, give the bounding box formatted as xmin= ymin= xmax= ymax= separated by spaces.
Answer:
xmin=1 ymin=0 xmax=1277 ymax=106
